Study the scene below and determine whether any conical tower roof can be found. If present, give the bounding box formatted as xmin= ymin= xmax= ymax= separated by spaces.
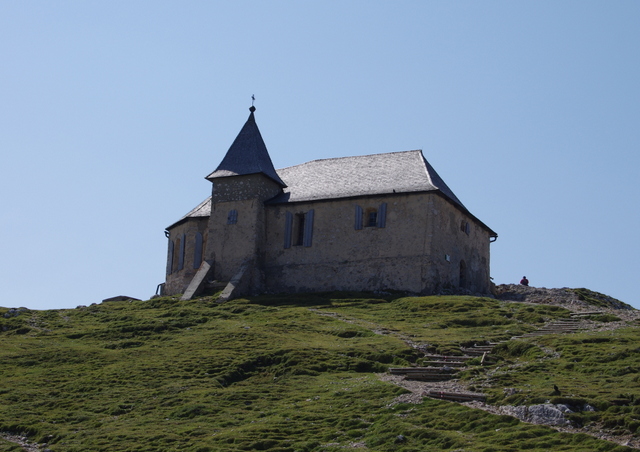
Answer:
xmin=206 ymin=107 xmax=286 ymax=187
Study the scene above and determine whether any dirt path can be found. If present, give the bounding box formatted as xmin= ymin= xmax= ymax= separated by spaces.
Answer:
xmin=0 ymin=433 xmax=42 ymax=452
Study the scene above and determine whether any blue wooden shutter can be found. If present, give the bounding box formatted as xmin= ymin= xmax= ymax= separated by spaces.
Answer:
xmin=378 ymin=203 xmax=387 ymax=228
xmin=303 ymin=209 xmax=315 ymax=247
xmin=354 ymin=205 xmax=363 ymax=230
xmin=178 ymin=233 xmax=186 ymax=271
xmin=284 ymin=212 xmax=293 ymax=249
xmin=166 ymin=239 xmax=174 ymax=275
xmin=193 ymin=232 xmax=203 ymax=269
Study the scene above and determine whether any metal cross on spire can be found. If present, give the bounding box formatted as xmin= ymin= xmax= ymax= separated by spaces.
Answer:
xmin=251 ymin=94 xmax=255 ymax=106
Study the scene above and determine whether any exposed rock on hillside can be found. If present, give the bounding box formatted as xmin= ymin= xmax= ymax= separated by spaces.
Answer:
xmin=498 ymin=403 xmax=573 ymax=426
xmin=495 ymin=284 xmax=634 ymax=311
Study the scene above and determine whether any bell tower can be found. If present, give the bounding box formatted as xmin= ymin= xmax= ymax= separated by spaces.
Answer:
xmin=204 ymin=106 xmax=285 ymax=292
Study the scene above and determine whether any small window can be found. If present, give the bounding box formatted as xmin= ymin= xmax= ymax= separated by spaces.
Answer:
xmin=166 ymin=239 xmax=174 ymax=275
xmin=178 ymin=233 xmax=186 ymax=271
xmin=366 ymin=209 xmax=378 ymax=227
xmin=356 ymin=203 xmax=387 ymax=229
xmin=460 ymin=220 xmax=470 ymax=235
xmin=193 ymin=232 xmax=203 ymax=269
xmin=227 ymin=209 xmax=238 ymax=225
xmin=294 ymin=213 xmax=305 ymax=246
xmin=173 ymin=233 xmax=185 ymax=272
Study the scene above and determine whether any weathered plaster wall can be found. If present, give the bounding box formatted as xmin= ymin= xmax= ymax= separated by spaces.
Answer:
xmin=262 ymin=193 xmax=492 ymax=295
xmin=165 ymin=184 xmax=492 ymax=297
xmin=422 ymin=195 xmax=491 ymax=293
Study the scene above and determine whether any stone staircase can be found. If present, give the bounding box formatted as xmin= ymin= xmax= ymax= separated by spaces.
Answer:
xmin=512 ymin=316 xmax=589 ymax=339
xmin=388 ymin=314 xmax=595 ymax=404
xmin=388 ymin=344 xmax=496 ymax=402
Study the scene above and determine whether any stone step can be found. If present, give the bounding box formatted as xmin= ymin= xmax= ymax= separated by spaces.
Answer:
xmin=460 ymin=347 xmax=493 ymax=356
xmin=405 ymin=374 xmax=457 ymax=382
xmin=389 ymin=367 xmax=458 ymax=375
xmin=570 ymin=311 xmax=604 ymax=317
xmin=423 ymin=354 xmax=474 ymax=361
xmin=423 ymin=360 xmax=467 ymax=367
xmin=426 ymin=390 xmax=486 ymax=403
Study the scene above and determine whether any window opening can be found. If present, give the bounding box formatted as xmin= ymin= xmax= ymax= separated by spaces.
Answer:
xmin=460 ymin=220 xmax=470 ymax=235
xmin=294 ymin=213 xmax=305 ymax=246
xmin=284 ymin=210 xmax=315 ymax=248
xmin=367 ymin=210 xmax=378 ymax=227
xmin=177 ymin=233 xmax=186 ymax=271
xmin=166 ymin=239 xmax=174 ymax=275
xmin=227 ymin=209 xmax=238 ymax=225
xmin=193 ymin=232 xmax=203 ymax=269
xmin=357 ymin=203 xmax=387 ymax=228
xmin=172 ymin=236 xmax=181 ymax=273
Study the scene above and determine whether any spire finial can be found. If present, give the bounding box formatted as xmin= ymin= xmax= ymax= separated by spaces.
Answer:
xmin=250 ymin=94 xmax=256 ymax=112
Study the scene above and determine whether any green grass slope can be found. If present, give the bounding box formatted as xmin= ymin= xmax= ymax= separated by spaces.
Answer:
xmin=0 ymin=293 xmax=638 ymax=451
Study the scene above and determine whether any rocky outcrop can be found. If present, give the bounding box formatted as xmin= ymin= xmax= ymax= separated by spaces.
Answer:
xmin=498 ymin=403 xmax=573 ymax=426
xmin=495 ymin=284 xmax=634 ymax=311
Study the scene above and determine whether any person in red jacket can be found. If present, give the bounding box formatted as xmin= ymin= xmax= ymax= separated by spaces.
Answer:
xmin=520 ymin=276 xmax=529 ymax=286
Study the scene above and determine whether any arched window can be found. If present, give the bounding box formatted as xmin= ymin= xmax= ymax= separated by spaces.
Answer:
xmin=173 ymin=233 xmax=185 ymax=272
xmin=166 ymin=239 xmax=174 ymax=275
xmin=193 ymin=232 xmax=203 ymax=269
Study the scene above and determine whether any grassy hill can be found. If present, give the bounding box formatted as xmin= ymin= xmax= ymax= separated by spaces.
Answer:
xmin=1 ymin=291 xmax=639 ymax=451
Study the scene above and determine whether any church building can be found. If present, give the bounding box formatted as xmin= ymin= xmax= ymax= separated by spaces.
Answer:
xmin=163 ymin=107 xmax=497 ymax=300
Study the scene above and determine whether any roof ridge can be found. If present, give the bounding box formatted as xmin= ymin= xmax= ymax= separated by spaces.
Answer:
xmin=277 ymin=149 xmax=423 ymax=171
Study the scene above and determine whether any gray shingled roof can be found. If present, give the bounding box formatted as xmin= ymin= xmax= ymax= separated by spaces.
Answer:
xmin=170 ymin=149 xmax=496 ymax=237
xmin=205 ymin=108 xmax=286 ymax=187
xmin=268 ymin=150 xmax=465 ymax=208
xmin=166 ymin=196 xmax=211 ymax=229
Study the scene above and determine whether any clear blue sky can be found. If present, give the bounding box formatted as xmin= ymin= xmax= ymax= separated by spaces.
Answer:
xmin=2 ymin=1 xmax=639 ymax=310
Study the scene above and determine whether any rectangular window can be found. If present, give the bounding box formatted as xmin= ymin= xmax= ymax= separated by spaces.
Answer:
xmin=227 ymin=209 xmax=238 ymax=224
xmin=460 ymin=220 xmax=470 ymax=235
xmin=294 ymin=213 xmax=305 ymax=246
xmin=367 ymin=210 xmax=378 ymax=227
xmin=284 ymin=209 xmax=314 ymax=248
xmin=357 ymin=202 xmax=387 ymax=229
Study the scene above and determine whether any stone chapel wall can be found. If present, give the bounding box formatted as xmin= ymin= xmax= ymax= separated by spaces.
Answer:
xmin=164 ymin=217 xmax=209 ymax=295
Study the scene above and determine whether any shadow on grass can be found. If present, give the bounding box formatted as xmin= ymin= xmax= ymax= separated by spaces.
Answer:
xmin=247 ymin=291 xmax=399 ymax=308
